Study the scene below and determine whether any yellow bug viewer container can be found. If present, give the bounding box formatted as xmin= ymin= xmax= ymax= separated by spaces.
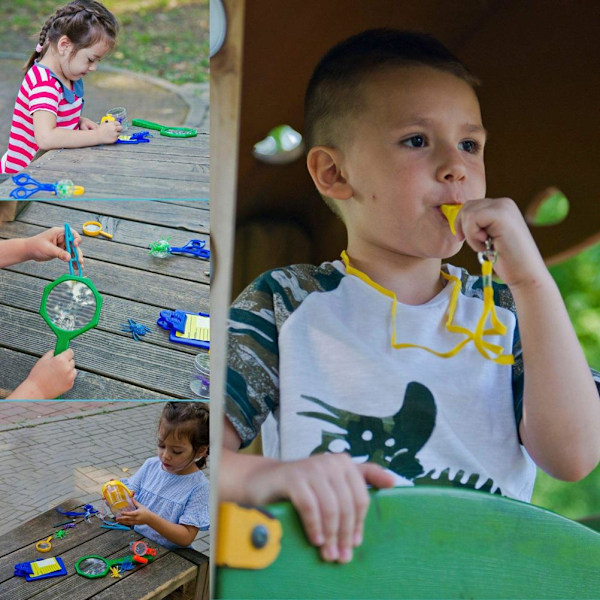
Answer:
xmin=101 ymin=480 xmax=135 ymax=518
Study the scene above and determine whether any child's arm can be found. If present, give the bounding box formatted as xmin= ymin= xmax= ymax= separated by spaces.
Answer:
xmin=456 ymin=197 xmax=600 ymax=480
xmin=33 ymin=110 xmax=121 ymax=150
xmin=220 ymin=418 xmax=395 ymax=563
xmin=7 ymin=349 xmax=76 ymax=399
xmin=78 ymin=116 xmax=99 ymax=131
xmin=0 ymin=227 xmax=83 ymax=269
xmin=116 ymin=497 xmax=198 ymax=547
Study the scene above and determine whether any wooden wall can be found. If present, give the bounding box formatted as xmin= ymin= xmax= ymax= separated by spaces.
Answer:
xmin=228 ymin=0 xmax=600 ymax=296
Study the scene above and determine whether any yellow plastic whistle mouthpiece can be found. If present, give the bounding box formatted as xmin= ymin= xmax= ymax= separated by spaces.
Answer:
xmin=440 ymin=204 xmax=463 ymax=236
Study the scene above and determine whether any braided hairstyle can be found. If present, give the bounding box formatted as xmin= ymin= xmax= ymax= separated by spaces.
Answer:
xmin=25 ymin=0 xmax=119 ymax=72
xmin=158 ymin=402 xmax=210 ymax=469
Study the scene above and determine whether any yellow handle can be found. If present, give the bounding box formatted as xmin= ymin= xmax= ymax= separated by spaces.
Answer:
xmin=36 ymin=536 xmax=53 ymax=552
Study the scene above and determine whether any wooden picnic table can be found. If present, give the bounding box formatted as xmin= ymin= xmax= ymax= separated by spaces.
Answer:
xmin=0 ymin=498 xmax=208 ymax=600
xmin=0 ymin=127 xmax=209 ymax=199
xmin=0 ymin=199 xmax=210 ymax=400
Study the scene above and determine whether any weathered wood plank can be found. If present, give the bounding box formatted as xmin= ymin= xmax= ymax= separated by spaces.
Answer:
xmin=0 ymin=347 xmax=179 ymax=400
xmin=27 ymin=149 xmax=208 ymax=179
xmin=0 ymin=528 xmax=166 ymax=600
xmin=92 ymin=552 xmax=197 ymax=600
xmin=0 ymin=498 xmax=81 ymax=559
xmin=17 ymin=200 xmax=209 ymax=236
xmin=0 ymin=305 xmax=198 ymax=398
xmin=0 ymin=221 xmax=210 ymax=285
xmin=3 ymin=257 xmax=208 ymax=312
xmin=0 ymin=169 xmax=209 ymax=200
xmin=0 ymin=271 xmax=202 ymax=351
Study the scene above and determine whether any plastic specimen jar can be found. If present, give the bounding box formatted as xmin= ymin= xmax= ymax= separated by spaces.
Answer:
xmin=107 ymin=106 xmax=128 ymax=131
xmin=190 ymin=353 xmax=210 ymax=399
xmin=101 ymin=480 xmax=135 ymax=518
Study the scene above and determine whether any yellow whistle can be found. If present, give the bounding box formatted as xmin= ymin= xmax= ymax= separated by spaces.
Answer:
xmin=440 ymin=204 xmax=463 ymax=236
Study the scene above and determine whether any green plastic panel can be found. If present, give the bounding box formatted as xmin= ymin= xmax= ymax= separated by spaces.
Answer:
xmin=216 ymin=487 xmax=600 ymax=599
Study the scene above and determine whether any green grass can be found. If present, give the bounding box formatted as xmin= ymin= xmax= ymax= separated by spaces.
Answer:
xmin=1 ymin=0 xmax=208 ymax=84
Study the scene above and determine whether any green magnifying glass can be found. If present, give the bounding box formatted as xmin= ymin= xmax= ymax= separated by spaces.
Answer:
xmin=75 ymin=555 xmax=132 ymax=579
xmin=131 ymin=118 xmax=197 ymax=138
xmin=40 ymin=274 xmax=103 ymax=355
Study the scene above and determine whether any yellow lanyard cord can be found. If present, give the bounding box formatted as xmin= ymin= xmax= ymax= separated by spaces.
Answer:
xmin=340 ymin=251 xmax=514 ymax=365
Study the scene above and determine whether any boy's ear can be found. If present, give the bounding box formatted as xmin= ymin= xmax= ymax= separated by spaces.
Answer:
xmin=307 ymin=146 xmax=353 ymax=200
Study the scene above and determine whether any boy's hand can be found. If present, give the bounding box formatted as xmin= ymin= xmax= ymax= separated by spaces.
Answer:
xmin=27 ymin=226 xmax=84 ymax=270
xmin=454 ymin=197 xmax=548 ymax=289
xmin=9 ymin=349 xmax=76 ymax=399
xmin=78 ymin=117 xmax=98 ymax=131
xmin=263 ymin=453 xmax=395 ymax=563
xmin=96 ymin=121 xmax=122 ymax=144
xmin=116 ymin=496 xmax=154 ymax=526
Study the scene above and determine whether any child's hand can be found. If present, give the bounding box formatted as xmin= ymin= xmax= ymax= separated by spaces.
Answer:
xmin=116 ymin=496 xmax=154 ymax=526
xmin=27 ymin=226 xmax=84 ymax=269
xmin=264 ymin=453 xmax=395 ymax=563
xmin=454 ymin=197 xmax=548 ymax=289
xmin=96 ymin=121 xmax=122 ymax=144
xmin=9 ymin=349 xmax=76 ymax=399
xmin=79 ymin=117 xmax=98 ymax=131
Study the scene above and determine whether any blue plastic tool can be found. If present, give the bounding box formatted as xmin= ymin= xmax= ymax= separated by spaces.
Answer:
xmin=14 ymin=557 xmax=68 ymax=581
xmin=157 ymin=309 xmax=210 ymax=349
xmin=101 ymin=521 xmax=131 ymax=531
xmin=169 ymin=239 xmax=211 ymax=259
xmin=64 ymin=223 xmax=83 ymax=277
xmin=56 ymin=504 xmax=98 ymax=519
xmin=9 ymin=173 xmax=84 ymax=199
xmin=115 ymin=130 xmax=151 ymax=144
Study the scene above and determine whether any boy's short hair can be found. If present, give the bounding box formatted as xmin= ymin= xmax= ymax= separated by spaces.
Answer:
xmin=304 ymin=29 xmax=479 ymax=215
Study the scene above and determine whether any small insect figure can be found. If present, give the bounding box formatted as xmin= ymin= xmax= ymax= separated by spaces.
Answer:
xmin=54 ymin=530 xmax=67 ymax=539
xmin=109 ymin=566 xmax=122 ymax=578
xmin=120 ymin=318 xmax=152 ymax=342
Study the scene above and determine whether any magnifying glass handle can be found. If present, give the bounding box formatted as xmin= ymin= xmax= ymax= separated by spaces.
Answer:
xmin=54 ymin=337 xmax=70 ymax=356
xmin=99 ymin=230 xmax=114 ymax=239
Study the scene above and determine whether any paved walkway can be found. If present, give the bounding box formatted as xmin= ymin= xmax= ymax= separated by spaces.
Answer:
xmin=0 ymin=401 xmax=210 ymax=555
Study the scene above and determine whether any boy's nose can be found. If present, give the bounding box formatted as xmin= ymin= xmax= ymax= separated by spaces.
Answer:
xmin=435 ymin=149 xmax=467 ymax=182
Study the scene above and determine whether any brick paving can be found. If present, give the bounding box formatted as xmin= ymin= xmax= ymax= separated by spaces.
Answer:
xmin=0 ymin=401 xmax=210 ymax=553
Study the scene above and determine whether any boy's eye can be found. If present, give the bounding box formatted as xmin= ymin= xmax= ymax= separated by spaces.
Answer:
xmin=402 ymin=135 xmax=427 ymax=148
xmin=459 ymin=139 xmax=481 ymax=154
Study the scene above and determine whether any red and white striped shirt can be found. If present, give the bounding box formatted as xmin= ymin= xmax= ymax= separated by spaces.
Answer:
xmin=1 ymin=63 xmax=84 ymax=174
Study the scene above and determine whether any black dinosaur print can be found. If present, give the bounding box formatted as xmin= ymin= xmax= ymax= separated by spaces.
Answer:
xmin=299 ymin=381 xmax=503 ymax=495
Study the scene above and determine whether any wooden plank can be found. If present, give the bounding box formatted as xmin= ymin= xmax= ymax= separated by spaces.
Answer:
xmin=92 ymin=552 xmax=197 ymax=600
xmin=0 ymin=221 xmax=210 ymax=285
xmin=0 ymin=171 xmax=209 ymax=200
xmin=0 ymin=530 xmax=166 ymax=600
xmin=17 ymin=200 xmax=209 ymax=235
xmin=0 ymin=271 xmax=199 ymax=353
xmin=174 ymin=549 xmax=210 ymax=600
xmin=27 ymin=149 xmax=208 ymax=180
xmin=0 ymin=305 xmax=198 ymax=398
xmin=216 ymin=487 xmax=600 ymax=599
xmin=0 ymin=347 xmax=177 ymax=400
xmin=0 ymin=499 xmax=81 ymax=558
xmin=4 ymin=257 xmax=208 ymax=312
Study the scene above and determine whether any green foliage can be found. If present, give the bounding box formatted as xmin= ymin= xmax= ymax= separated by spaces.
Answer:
xmin=549 ymin=242 xmax=600 ymax=370
xmin=0 ymin=0 xmax=209 ymax=85
xmin=530 ymin=190 xmax=570 ymax=226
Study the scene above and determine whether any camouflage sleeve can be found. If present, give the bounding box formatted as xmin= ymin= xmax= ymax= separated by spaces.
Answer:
xmin=225 ymin=273 xmax=281 ymax=448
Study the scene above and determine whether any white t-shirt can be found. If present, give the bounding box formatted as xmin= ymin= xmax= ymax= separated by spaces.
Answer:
xmin=226 ymin=261 xmax=537 ymax=500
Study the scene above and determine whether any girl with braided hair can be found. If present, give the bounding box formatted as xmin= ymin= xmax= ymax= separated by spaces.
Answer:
xmin=1 ymin=1 xmax=121 ymax=174
xmin=116 ymin=402 xmax=210 ymax=549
